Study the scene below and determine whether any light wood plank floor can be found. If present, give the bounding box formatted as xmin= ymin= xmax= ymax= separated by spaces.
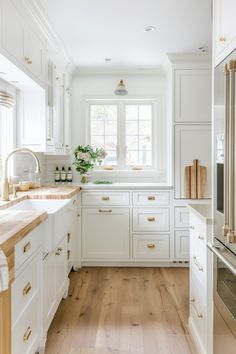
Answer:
xmin=45 ymin=267 xmax=196 ymax=354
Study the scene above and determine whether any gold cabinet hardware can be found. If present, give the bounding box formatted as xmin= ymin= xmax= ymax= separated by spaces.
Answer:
xmin=67 ymin=250 xmax=70 ymax=260
xmin=148 ymin=196 xmax=155 ymax=201
xmin=77 ymin=213 xmax=80 ymax=217
xmin=55 ymin=247 xmax=62 ymax=256
xmin=99 ymin=209 xmax=112 ymax=213
xmin=189 ymin=225 xmax=195 ymax=230
xmin=219 ymin=36 xmax=226 ymax=42
xmin=67 ymin=233 xmax=71 ymax=243
xmin=147 ymin=243 xmax=156 ymax=249
xmin=23 ymin=326 xmax=32 ymax=342
xmin=193 ymin=256 xmax=203 ymax=272
xmin=23 ymin=241 xmax=31 ymax=253
xmin=102 ymin=196 xmax=110 ymax=201
xmin=191 ymin=298 xmax=203 ymax=319
xmin=23 ymin=282 xmax=32 ymax=296
xmin=147 ymin=217 xmax=155 ymax=222
xmin=198 ymin=234 xmax=204 ymax=241
xmin=24 ymin=57 xmax=32 ymax=64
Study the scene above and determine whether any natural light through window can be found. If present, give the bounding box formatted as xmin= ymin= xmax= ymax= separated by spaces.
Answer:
xmin=89 ymin=101 xmax=153 ymax=170
xmin=0 ymin=106 xmax=14 ymax=177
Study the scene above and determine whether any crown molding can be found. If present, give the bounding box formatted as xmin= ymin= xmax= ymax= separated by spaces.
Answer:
xmin=167 ymin=52 xmax=212 ymax=64
xmin=72 ymin=67 xmax=165 ymax=77
xmin=22 ymin=0 xmax=72 ymax=65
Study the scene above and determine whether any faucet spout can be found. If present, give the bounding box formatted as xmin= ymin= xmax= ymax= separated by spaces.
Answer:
xmin=1 ymin=147 xmax=41 ymax=201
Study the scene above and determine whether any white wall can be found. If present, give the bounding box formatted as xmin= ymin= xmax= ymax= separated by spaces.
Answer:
xmin=70 ymin=73 xmax=170 ymax=183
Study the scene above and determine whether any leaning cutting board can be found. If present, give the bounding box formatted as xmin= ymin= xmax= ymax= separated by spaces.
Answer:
xmin=184 ymin=159 xmax=207 ymax=199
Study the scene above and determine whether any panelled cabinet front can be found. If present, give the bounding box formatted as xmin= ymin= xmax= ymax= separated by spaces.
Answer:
xmin=82 ymin=208 xmax=130 ymax=259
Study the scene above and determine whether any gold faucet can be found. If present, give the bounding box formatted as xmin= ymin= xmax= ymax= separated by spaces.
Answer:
xmin=1 ymin=147 xmax=41 ymax=201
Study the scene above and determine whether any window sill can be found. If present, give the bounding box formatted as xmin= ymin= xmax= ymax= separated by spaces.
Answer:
xmin=90 ymin=169 xmax=164 ymax=178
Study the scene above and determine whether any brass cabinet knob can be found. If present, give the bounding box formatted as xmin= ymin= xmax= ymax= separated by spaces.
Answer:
xmin=24 ymin=57 xmax=32 ymax=64
xmin=219 ymin=36 xmax=226 ymax=42
xmin=55 ymin=247 xmax=62 ymax=256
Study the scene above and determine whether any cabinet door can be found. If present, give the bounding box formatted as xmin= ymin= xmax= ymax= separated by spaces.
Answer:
xmin=64 ymin=88 xmax=72 ymax=152
xmin=174 ymin=230 xmax=189 ymax=259
xmin=82 ymin=208 xmax=130 ymax=259
xmin=1 ymin=0 xmax=25 ymax=65
xmin=174 ymin=69 xmax=211 ymax=123
xmin=43 ymin=252 xmax=56 ymax=333
xmin=53 ymin=70 xmax=64 ymax=153
xmin=174 ymin=125 xmax=211 ymax=199
xmin=55 ymin=237 xmax=67 ymax=298
xmin=214 ymin=0 xmax=236 ymax=66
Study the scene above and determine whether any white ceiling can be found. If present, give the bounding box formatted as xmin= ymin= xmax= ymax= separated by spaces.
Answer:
xmin=37 ymin=0 xmax=212 ymax=70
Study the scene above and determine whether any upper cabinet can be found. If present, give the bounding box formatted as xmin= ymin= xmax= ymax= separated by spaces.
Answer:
xmin=214 ymin=0 xmax=236 ymax=66
xmin=1 ymin=0 xmax=46 ymax=87
xmin=174 ymin=69 xmax=211 ymax=123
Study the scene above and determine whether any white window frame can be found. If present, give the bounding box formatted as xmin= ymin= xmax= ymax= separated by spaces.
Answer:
xmin=85 ymin=97 xmax=162 ymax=178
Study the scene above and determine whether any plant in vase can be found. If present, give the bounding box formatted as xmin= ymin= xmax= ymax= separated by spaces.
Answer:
xmin=73 ymin=145 xmax=107 ymax=183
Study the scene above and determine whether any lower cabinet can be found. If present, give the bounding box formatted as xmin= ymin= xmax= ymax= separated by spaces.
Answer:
xmin=133 ymin=234 xmax=170 ymax=259
xmin=174 ymin=230 xmax=189 ymax=259
xmin=43 ymin=235 xmax=68 ymax=334
xmin=82 ymin=208 xmax=130 ymax=259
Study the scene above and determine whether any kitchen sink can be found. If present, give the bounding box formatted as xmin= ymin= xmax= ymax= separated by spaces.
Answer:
xmin=8 ymin=199 xmax=73 ymax=252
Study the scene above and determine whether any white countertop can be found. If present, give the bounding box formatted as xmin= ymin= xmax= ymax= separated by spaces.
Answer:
xmin=58 ymin=182 xmax=174 ymax=190
xmin=188 ymin=203 xmax=213 ymax=223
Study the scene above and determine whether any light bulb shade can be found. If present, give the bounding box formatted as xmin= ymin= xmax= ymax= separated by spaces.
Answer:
xmin=0 ymin=91 xmax=15 ymax=109
xmin=114 ymin=80 xmax=128 ymax=96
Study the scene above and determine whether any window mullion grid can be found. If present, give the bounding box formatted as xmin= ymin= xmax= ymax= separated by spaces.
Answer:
xmin=119 ymin=102 xmax=125 ymax=169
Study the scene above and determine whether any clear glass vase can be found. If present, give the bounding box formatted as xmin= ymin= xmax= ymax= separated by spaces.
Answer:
xmin=80 ymin=174 xmax=89 ymax=183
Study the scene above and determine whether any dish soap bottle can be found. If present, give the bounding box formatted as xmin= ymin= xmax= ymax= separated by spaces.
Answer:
xmin=61 ymin=166 xmax=67 ymax=183
xmin=54 ymin=166 xmax=61 ymax=183
xmin=67 ymin=166 xmax=73 ymax=183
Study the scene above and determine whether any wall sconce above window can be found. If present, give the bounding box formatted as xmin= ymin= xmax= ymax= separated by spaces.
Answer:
xmin=114 ymin=80 xmax=128 ymax=96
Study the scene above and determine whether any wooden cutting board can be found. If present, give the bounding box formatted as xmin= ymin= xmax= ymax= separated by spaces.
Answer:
xmin=184 ymin=159 xmax=207 ymax=199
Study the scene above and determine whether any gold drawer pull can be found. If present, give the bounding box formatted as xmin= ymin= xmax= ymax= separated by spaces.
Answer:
xmin=148 ymin=196 xmax=155 ymax=201
xmin=219 ymin=36 xmax=226 ymax=42
xmin=99 ymin=209 xmax=112 ymax=213
xmin=23 ymin=241 xmax=31 ymax=253
xmin=193 ymin=256 xmax=204 ymax=272
xmin=191 ymin=298 xmax=203 ymax=319
xmin=102 ymin=196 xmax=110 ymax=201
xmin=67 ymin=233 xmax=71 ymax=243
xmin=147 ymin=243 xmax=156 ymax=249
xmin=198 ymin=234 xmax=204 ymax=241
xmin=147 ymin=217 xmax=156 ymax=222
xmin=55 ymin=247 xmax=62 ymax=256
xmin=67 ymin=250 xmax=70 ymax=260
xmin=23 ymin=282 xmax=32 ymax=296
xmin=23 ymin=326 xmax=32 ymax=342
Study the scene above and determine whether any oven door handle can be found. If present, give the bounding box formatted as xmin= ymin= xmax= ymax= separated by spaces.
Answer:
xmin=207 ymin=242 xmax=236 ymax=276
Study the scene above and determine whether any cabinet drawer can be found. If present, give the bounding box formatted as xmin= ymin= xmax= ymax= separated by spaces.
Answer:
xmin=12 ymin=252 xmax=41 ymax=326
xmin=133 ymin=234 xmax=170 ymax=259
xmin=174 ymin=207 xmax=189 ymax=228
xmin=174 ymin=230 xmax=189 ymax=259
xmin=133 ymin=208 xmax=169 ymax=232
xmin=82 ymin=192 xmax=129 ymax=206
xmin=15 ymin=224 xmax=43 ymax=270
xmin=12 ymin=293 xmax=40 ymax=354
xmin=133 ymin=191 xmax=170 ymax=206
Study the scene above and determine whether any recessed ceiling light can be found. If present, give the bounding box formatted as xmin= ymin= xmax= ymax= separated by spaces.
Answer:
xmin=144 ymin=25 xmax=156 ymax=33
xmin=105 ymin=58 xmax=112 ymax=62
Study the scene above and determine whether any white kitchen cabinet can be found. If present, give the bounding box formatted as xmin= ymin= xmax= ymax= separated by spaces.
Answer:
xmin=174 ymin=206 xmax=189 ymax=228
xmin=133 ymin=208 xmax=170 ymax=232
xmin=214 ymin=0 xmax=236 ymax=66
xmin=82 ymin=208 xmax=130 ymax=259
xmin=174 ymin=124 xmax=212 ymax=199
xmin=55 ymin=236 xmax=68 ymax=299
xmin=43 ymin=252 xmax=56 ymax=333
xmin=1 ymin=0 xmax=46 ymax=86
xmin=174 ymin=69 xmax=211 ymax=123
xmin=133 ymin=234 xmax=170 ymax=260
xmin=174 ymin=230 xmax=189 ymax=259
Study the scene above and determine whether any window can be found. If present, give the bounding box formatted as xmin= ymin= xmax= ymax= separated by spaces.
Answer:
xmin=89 ymin=100 xmax=154 ymax=170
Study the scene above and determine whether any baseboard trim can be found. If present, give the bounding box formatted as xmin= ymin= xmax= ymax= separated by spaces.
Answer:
xmin=81 ymin=260 xmax=189 ymax=267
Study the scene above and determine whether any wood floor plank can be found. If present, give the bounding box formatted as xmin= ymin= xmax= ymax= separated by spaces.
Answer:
xmin=45 ymin=267 xmax=196 ymax=354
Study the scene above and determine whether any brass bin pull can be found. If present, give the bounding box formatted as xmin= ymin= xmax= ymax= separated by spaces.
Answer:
xmin=23 ymin=326 xmax=32 ymax=342
xmin=23 ymin=241 xmax=31 ymax=253
xmin=191 ymin=298 xmax=203 ymax=319
xmin=99 ymin=209 xmax=112 ymax=213
xmin=23 ymin=282 xmax=32 ymax=296
xmin=102 ymin=196 xmax=110 ymax=201
xmin=147 ymin=244 xmax=156 ymax=249
xmin=148 ymin=196 xmax=155 ymax=201
xmin=147 ymin=217 xmax=156 ymax=222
